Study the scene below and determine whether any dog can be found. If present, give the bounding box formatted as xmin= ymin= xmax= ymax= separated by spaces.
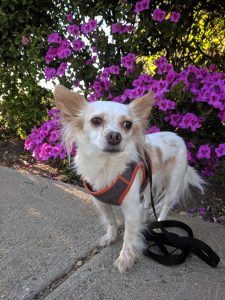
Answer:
xmin=54 ymin=85 xmax=205 ymax=272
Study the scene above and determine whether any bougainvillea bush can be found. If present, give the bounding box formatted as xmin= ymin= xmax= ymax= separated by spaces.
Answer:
xmin=25 ymin=1 xmax=225 ymax=179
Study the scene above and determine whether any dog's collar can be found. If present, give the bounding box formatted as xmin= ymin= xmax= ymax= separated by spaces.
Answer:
xmin=83 ymin=157 xmax=150 ymax=206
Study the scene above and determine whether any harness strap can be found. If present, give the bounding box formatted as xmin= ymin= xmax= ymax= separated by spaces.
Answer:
xmin=83 ymin=161 xmax=148 ymax=206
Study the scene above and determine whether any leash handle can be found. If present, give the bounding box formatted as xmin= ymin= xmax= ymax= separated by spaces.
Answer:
xmin=143 ymin=220 xmax=220 ymax=267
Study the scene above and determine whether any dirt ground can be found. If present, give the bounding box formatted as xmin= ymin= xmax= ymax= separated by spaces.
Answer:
xmin=0 ymin=133 xmax=225 ymax=225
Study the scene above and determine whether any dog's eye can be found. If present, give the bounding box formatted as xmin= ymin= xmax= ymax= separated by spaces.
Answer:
xmin=123 ymin=121 xmax=132 ymax=130
xmin=91 ymin=117 xmax=103 ymax=126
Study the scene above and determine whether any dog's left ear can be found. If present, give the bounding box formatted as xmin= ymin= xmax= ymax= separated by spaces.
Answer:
xmin=129 ymin=91 xmax=155 ymax=128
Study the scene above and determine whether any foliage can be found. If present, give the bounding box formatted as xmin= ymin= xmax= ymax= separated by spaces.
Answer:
xmin=0 ymin=0 xmax=61 ymax=137
xmin=43 ymin=0 xmax=225 ymax=94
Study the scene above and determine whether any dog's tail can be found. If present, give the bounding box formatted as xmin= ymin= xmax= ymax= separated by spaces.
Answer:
xmin=182 ymin=166 xmax=205 ymax=197
xmin=148 ymin=166 xmax=206 ymax=218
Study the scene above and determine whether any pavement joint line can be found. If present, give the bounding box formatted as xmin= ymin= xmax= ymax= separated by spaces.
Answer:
xmin=32 ymin=245 xmax=104 ymax=300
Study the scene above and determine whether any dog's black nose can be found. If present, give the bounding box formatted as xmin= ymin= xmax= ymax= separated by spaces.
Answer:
xmin=106 ymin=131 xmax=121 ymax=146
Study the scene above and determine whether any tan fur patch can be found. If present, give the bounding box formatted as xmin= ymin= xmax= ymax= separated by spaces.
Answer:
xmin=118 ymin=115 xmax=134 ymax=134
xmin=54 ymin=85 xmax=87 ymax=127
xmin=145 ymin=145 xmax=163 ymax=174
xmin=118 ymin=115 xmax=132 ymax=130
xmin=129 ymin=91 xmax=155 ymax=129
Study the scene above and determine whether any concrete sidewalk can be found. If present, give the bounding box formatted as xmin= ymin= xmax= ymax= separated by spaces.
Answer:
xmin=0 ymin=166 xmax=224 ymax=300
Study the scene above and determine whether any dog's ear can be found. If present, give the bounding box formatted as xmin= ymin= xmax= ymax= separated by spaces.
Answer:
xmin=129 ymin=90 xmax=155 ymax=128
xmin=54 ymin=85 xmax=87 ymax=125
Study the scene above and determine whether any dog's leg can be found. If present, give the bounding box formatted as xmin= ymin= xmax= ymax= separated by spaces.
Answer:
xmin=115 ymin=172 xmax=142 ymax=272
xmin=94 ymin=199 xmax=118 ymax=247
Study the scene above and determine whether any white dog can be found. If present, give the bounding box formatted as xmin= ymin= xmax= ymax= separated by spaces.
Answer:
xmin=54 ymin=85 xmax=205 ymax=272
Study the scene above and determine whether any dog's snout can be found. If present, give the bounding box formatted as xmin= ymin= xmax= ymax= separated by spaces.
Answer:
xmin=106 ymin=131 xmax=121 ymax=146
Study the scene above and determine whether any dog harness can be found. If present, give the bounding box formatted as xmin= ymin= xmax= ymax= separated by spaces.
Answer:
xmin=83 ymin=160 xmax=149 ymax=206
xmin=83 ymin=152 xmax=220 ymax=268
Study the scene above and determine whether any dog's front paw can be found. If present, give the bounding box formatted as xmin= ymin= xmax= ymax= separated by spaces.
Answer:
xmin=99 ymin=231 xmax=118 ymax=247
xmin=115 ymin=247 xmax=136 ymax=273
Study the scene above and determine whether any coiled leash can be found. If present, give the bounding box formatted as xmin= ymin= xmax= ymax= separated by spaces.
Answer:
xmin=142 ymin=152 xmax=220 ymax=267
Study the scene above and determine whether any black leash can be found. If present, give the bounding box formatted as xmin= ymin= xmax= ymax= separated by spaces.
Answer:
xmin=142 ymin=152 xmax=220 ymax=267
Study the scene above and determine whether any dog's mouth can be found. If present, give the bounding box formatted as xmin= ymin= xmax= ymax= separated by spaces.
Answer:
xmin=103 ymin=147 xmax=122 ymax=153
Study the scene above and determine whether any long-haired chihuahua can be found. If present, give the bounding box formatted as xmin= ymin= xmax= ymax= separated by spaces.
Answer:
xmin=54 ymin=85 xmax=204 ymax=272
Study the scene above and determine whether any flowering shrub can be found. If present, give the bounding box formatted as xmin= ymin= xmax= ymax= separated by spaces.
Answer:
xmin=24 ymin=1 xmax=225 ymax=179
xmin=25 ymin=108 xmax=68 ymax=161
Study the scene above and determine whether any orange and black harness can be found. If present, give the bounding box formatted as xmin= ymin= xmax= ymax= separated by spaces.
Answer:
xmin=83 ymin=152 xmax=220 ymax=268
xmin=83 ymin=160 xmax=149 ymax=206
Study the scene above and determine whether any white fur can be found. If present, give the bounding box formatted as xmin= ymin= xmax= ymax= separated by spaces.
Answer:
xmin=55 ymin=86 xmax=205 ymax=273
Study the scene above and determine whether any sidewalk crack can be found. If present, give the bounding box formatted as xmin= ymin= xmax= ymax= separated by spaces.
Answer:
xmin=32 ymin=245 xmax=103 ymax=299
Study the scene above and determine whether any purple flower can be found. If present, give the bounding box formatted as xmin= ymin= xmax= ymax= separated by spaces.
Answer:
xmin=155 ymin=56 xmax=172 ymax=74
xmin=153 ymin=9 xmax=166 ymax=22
xmin=57 ymin=143 xmax=67 ymax=159
xmin=112 ymin=23 xmax=121 ymax=33
xmin=40 ymin=143 xmax=53 ymax=161
xmin=198 ymin=207 xmax=206 ymax=216
xmin=166 ymin=70 xmax=176 ymax=83
xmin=67 ymin=24 xmax=80 ymax=36
xmin=187 ymin=149 xmax=192 ymax=162
xmin=49 ymin=130 xmax=60 ymax=143
xmin=208 ymin=92 xmax=222 ymax=109
xmin=209 ymin=64 xmax=217 ymax=72
xmin=215 ymin=143 xmax=225 ymax=157
xmin=51 ymin=145 xmax=60 ymax=159
xmin=81 ymin=19 xmax=97 ymax=34
xmin=61 ymin=39 xmax=70 ymax=48
xmin=47 ymin=32 xmax=62 ymax=44
xmin=44 ymin=67 xmax=56 ymax=80
xmin=66 ymin=13 xmax=73 ymax=21
xmin=56 ymin=62 xmax=68 ymax=76
xmin=121 ymin=24 xmax=134 ymax=33
xmin=218 ymin=110 xmax=225 ymax=122
xmin=111 ymin=23 xmax=134 ymax=34
xmin=48 ymin=108 xmax=60 ymax=117
xmin=134 ymin=0 xmax=150 ymax=13
xmin=179 ymin=113 xmax=202 ymax=132
xmin=57 ymin=41 xmax=72 ymax=59
xmin=146 ymin=126 xmax=160 ymax=134
xmin=32 ymin=146 xmax=42 ymax=160
xmin=168 ymin=113 xmax=182 ymax=127
xmin=24 ymin=137 xmax=35 ymax=150
xmin=73 ymin=80 xmax=80 ymax=87
xmin=45 ymin=47 xmax=58 ymax=64
xmin=201 ymin=168 xmax=216 ymax=177
xmin=170 ymin=11 xmax=181 ymax=23
xmin=197 ymin=144 xmax=211 ymax=159
xmin=103 ymin=65 xmax=120 ymax=75
xmin=72 ymin=38 xmax=85 ymax=51
xmin=121 ymin=53 xmax=136 ymax=72
xmin=86 ymin=56 xmax=97 ymax=65
xmin=156 ymin=98 xmax=176 ymax=111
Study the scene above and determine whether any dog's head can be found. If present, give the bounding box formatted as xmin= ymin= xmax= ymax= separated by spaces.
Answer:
xmin=54 ymin=85 xmax=155 ymax=156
